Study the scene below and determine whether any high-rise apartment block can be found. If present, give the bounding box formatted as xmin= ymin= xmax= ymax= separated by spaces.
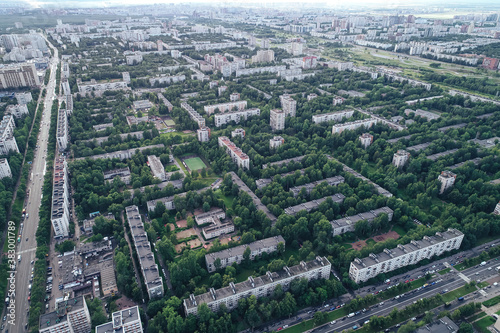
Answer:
xmin=205 ymin=236 xmax=286 ymax=273
xmin=95 ymin=306 xmax=143 ymax=333
xmin=0 ymin=63 xmax=40 ymax=89
xmin=393 ymin=150 xmax=410 ymax=168
xmin=184 ymin=256 xmax=330 ymax=315
xmin=359 ymin=133 xmax=374 ymax=148
xmin=218 ymin=136 xmax=250 ymax=169
xmin=197 ymin=126 xmax=211 ymax=142
xmin=280 ymin=95 xmax=297 ymax=117
xmin=270 ymin=109 xmax=285 ymax=131
xmin=56 ymin=109 xmax=69 ymax=152
xmin=251 ymin=49 xmax=275 ymax=63
xmin=126 ymin=205 xmax=164 ymax=299
xmin=39 ymin=296 xmax=91 ymax=333
xmin=0 ymin=158 xmax=12 ymax=178
xmin=51 ymin=157 xmax=70 ymax=239
xmin=0 ymin=115 xmax=19 ymax=155
xmin=147 ymin=155 xmax=166 ymax=181
xmin=438 ymin=170 xmax=457 ymax=194
xmin=349 ymin=229 xmax=464 ymax=283
xmin=331 ymin=207 xmax=393 ymax=236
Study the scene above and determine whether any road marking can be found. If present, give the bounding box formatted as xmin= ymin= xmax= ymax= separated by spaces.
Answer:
xmin=458 ymin=272 xmax=470 ymax=283
xmin=17 ymin=248 xmax=37 ymax=254
xmin=480 ymin=290 xmax=488 ymax=296
xmin=443 ymin=262 xmax=450 ymax=268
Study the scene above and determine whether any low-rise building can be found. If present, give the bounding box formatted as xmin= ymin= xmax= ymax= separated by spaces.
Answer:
xmin=331 ymin=207 xmax=394 ymax=236
xmin=312 ymin=110 xmax=354 ymax=124
xmin=205 ymin=236 xmax=286 ymax=273
xmin=126 ymin=205 xmax=164 ymax=299
xmin=197 ymin=126 xmax=211 ymax=142
xmin=438 ymin=170 xmax=457 ymax=194
xmin=231 ymin=128 xmax=245 ymax=138
xmin=95 ymin=306 xmax=143 ymax=333
xmin=202 ymin=222 xmax=235 ymax=240
xmin=269 ymin=136 xmax=284 ymax=149
xmin=74 ymin=144 xmax=165 ymax=161
xmin=149 ymin=74 xmax=185 ymax=87
xmin=230 ymin=93 xmax=240 ymax=102
xmin=126 ymin=52 xmax=143 ymax=65
xmin=103 ymin=167 xmax=131 ymax=185
xmin=39 ymin=296 xmax=91 ymax=333
xmin=184 ymin=256 xmax=330 ymax=315
xmin=393 ymin=150 xmax=410 ymax=168
xmin=214 ymin=108 xmax=260 ymax=127
xmin=147 ymin=155 xmax=166 ymax=181
xmin=93 ymin=123 xmax=114 ymax=131
xmin=0 ymin=158 xmax=12 ymax=178
xmin=349 ymin=229 xmax=464 ymax=283
xmin=289 ymin=176 xmax=345 ymax=197
xmin=359 ymin=133 xmax=373 ymax=148
xmin=332 ymin=118 xmax=378 ymax=134
xmin=218 ymin=136 xmax=250 ymax=169
xmin=332 ymin=96 xmax=345 ymax=106
xmin=307 ymin=93 xmax=318 ymax=101
xmin=404 ymin=109 xmax=441 ymax=121
xmin=133 ymin=99 xmax=153 ymax=112
xmin=284 ymin=194 xmax=345 ymax=216
xmin=77 ymin=79 xmax=128 ymax=94
xmin=415 ymin=317 xmax=458 ymax=333
xmin=270 ymin=109 xmax=285 ymax=131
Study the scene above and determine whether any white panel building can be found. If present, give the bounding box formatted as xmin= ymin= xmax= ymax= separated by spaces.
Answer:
xmin=312 ymin=110 xmax=354 ymax=124
xmin=51 ymin=157 xmax=70 ymax=239
xmin=0 ymin=115 xmax=19 ymax=155
xmin=393 ymin=150 xmax=410 ymax=168
xmin=0 ymin=158 xmax=12 ymax=178
xmin=280 ymin=95 xmax=297 ymax=117
xmin=218 ymin=136 xmax=250 ymax=169
xmin=270 ymin=109 xmax=285 ymax=131
xmin=331 ymin=207 xmax=393 ymax=236
xmin=147 ymin=155 xmax=166 ymax=181
xmin=56 ymin=109 xmax=69 ymax=152
xmin=438 ymin=170 xmax=457 ymax=194
xmin=214 ymin=108 xmax=260 ymax=127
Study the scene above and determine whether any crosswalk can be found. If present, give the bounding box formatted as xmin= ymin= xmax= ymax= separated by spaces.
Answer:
xmin=17 ymin=247 xmax=37 ymax=255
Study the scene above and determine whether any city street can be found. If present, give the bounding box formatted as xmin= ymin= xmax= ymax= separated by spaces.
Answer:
xmin=8 ymin=38 xmax=59 ymax=333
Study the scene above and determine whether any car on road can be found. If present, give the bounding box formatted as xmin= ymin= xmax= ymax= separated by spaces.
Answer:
xmin=330 ymin=321 xmax=336 ymax=325
xmin=277 ymin=327 xmax=282 ymax=331
xmin=2 ymin=316 xmax=6 ymax=321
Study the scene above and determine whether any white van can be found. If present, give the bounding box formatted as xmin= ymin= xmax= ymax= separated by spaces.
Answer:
xmin=348 ymin=313 xmax=355 ymax=318
xmin=18 ymin=255 xmax=21 ymax=262
xmin=28 ymin=284 xmax=32 ymax=290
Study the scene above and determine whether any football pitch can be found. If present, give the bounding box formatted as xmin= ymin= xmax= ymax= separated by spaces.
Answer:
xmin=184 ymin=157 xmax=206 ymax=171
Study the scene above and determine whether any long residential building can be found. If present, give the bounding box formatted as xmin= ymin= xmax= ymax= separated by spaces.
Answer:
xmin=39 ymin=296 xmax=91 ymax=333
xmin=103 ymin=167 xmax=131 ymax=184
xmin=56 ymin=109 xmax=69 ymax=152
xmin=218 ymin=136 xmax=250 ymax=169
xmin=0 ymin=63 xmax=40 ymax=89
xmin=146 ymin=187 xmax=209 ymax=212
xmin=95 ymin=306 xmax=143 ymax=333
xmin=51 ymin=157 xmax=70 ymax=239
xmin=331 ymin=207 xmax=394 ymax=236
xmin=284 ymin=194 xmax=345 ymax=216
xmin=77 ymin=79 xmax=128 ymax=93
xmin=312 ymin=110 xmax=354 ymax=124
xmin=204 ymin=100 xmax=248 ymax=115
xmin=0 ymin=115 xmax=19 ymax=155
xmin=147 ymin=155 xmax=166 ymax=181
xmin=205 ymin=236 xmax=286 ymax=273
xmin=349 ymin=228 xmax=464 ymax=283
xmin=214 ymin=108 xmax=260 ymax=127
xmin=236 ymin=65 xmax=287 ymax=77
xmin=74 ymin=144 xmax=164 ymax=161
xmin=125 ymin=205 xmax=164 ymax=299
xmin=181 ymin=102 xmax=205 ymax=128
xmin=80 ymin=131 xmax=144 ymax=146
xmin=184 ymin=256 xmax=330 ymax=315
xmin=289 ymin=176 xmax=345 ymax=197
xmin=332 ymin=118 xmax=379 ymax=134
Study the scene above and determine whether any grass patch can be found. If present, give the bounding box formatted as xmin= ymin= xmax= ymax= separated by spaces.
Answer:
xmin=483 ymin=295 xmax=500 ymax=307
xmin=366 ymin=239 xmax=376 ymax=246
xmin=477 ymin=235 xmax=500 ymax=246
xmin=391 ymin=225 xmax=406 ymax=237
xmin=442 ymin=285 xmax=476 ymax=303
xmin=478 ymin=282 xmax=489 ymax=288
xmin=342 ymin=243 xmax=353 ymax=249
xmin=474 ymin=316 xmax=496 ymax=333
xmin=215 ymin=190 xmax=235 ymax=209
xmin=438 ymin=268 xmax=451 ymax=275
xmin=454 ymin=263 xmax=466 ymax=271
xmin=174 ymin=157 xmax=189 ymax=175
xmin=469 ymin=312 xmax=487 ymax=322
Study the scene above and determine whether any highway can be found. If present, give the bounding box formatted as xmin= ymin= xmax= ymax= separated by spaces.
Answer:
xmin=8 ymin=38 xmax=59 ymax=333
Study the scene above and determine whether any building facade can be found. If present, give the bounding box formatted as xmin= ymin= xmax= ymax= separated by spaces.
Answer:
xmin=103 ymin=167 xmax=131 ymax=185
xmin=197 ymin=126 xmax=211 ymax=142
xmin=39 ymin=296 xmax=91 ymax=333
xmin=349 ymin=229 xmax=464 ymax=283
xmin=95 ymin=306 xmax=143 ymax=333
xmin=218 ymin=136 xmax=250 ymax=169
xmin=438 ymin=170 xmax=457 ymax=194
xmin=214 ymin=108 xmax=260 ymax=127
xmin=0 ymin=158 xmax=12 ymax=178
xmin=147 ymin=155 xmax=166 ymax=181
xmin=332 ymin=118 xmax=378 ymax=134
xmin=252 ymin=49 xmax=275 ymax=63
xmin=15 ymin=91 xmax=32 ymax=104
xmin=204 ymin=101 xmax=248 ymax=115
xmin=51 ymin=157 xmax=70 ymax=239
xmin=331 ymin=207 xmax=394 ymax=236
xmin=289 ymin=176 xmax=345 ymax=197
xmin=270 ymin=109 xmax=285 ymax=131
xmin=0 ymin=115 xmax=19 ymax=155
xmin=184 ymin=256 xmax=330 ymax=315
xmin=231 ymin=128 xmax=245 ymax=138
xmin=181 ymin=102 xmax=205 ymax=128
xmin=56 ymin=109 xmax=69 ymax=152
xmin=359 ymin=133 xmax=374 ymax=148
xmin=0 ymin=63 xmax=40 ymax=89
xmin=393 ymin=150 xmax=410 ymax=168
xmin=312 ymin=110 xmax=354 ymax=124
xmin=280 ymin=95 xmax=297 ymax=117
xmin=269 ymin=136 xmax=284 ymax=149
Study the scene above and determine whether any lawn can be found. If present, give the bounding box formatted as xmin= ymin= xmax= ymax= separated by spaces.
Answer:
xmin=442 ymin=285 xmax=476 ymax=302
xmin=469 ymin=311 xmax=487 ymax=322
xmin=478 ymin=282 xmax=489 ymax=288
xmin=454 ymin=263 xmax=467 ymax=271
xmin=164 ymin=119 xmax=175 ymax=126
xmin=483 ymin=295 xmax=500 ymax=307
xmin=438 ymin=268 xmax=451 ymax=275
xmin=215 ymin=190 xmax=235 ymax=209
xmin=391 ymin=225 xmax=406 ymax=237
xmin=366 ymin=239 xmax=376 ymax=246
xmin=184 ymin=157 xmax=207 ymax=171
xmin=474 ymin=316 xmax=496 ymax=333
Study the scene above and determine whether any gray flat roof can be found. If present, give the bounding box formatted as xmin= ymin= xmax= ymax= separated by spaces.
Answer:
xmin=263 ymin=155 xmax=306 ymax=169
xmin=95 ymin=306 xmax=141 ymax=333
xmin=289 ymin=176 xmax=345 ymax=196
xmin=406 ymin=142 xmax=431 ymax=152
xmin=39 ymin=296 xmax=86 ymax=331
xmin=415 ymin=317 xmax=458 ymax=333
xmin=427 ymin=149 xmax=458 ymax=161
xmin=331 ymin=207 xmax=393 ymax=229
xmin=284 ymin=194 xmax=345 ymax=216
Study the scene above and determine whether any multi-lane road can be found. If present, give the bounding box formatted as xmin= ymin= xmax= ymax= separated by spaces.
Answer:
xmin=6 ymin=39 xmax=59 ymax=333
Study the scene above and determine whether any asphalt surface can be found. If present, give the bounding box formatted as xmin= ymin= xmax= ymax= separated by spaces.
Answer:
xmin=259 ymin=239 xmax=500 ymax=333
xmin=7 ymin=40 xmax=59 ymax=333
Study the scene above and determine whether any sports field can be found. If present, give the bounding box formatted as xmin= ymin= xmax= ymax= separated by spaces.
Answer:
xmin=184 ymin=157 xmax=206 ymax=171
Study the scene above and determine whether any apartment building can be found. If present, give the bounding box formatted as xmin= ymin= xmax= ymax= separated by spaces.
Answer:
xmin=231 ymin=128 xmax=245 ymax=138
xmin=103 ymin=167 xmax=131 ymax=185
xmin=146 ymin=187 xmax=209 ymax=212
xmin=284 ymin=193 xmax=346 ymax=216
xmin=80 ymin=131 xmax=144 ymax=147
xmin=331 ymin=207 xmax=394 ymax=236
xmin=126 ymin=53 xmax=143 ymax=65
xmin=61 ymin=79 xmax=71 ymax=96
xmin=147 ymin=155 xmax=166 ymax=181
xmin=157 ymin=93 xmax=173 ymax=111
xmin=404 ymin=109 xmax=441 ymax=121
xmin=230 ymin=93 xmax=240 ymax=102
xmin=0 ymin=115 xmax=19 ymax=155
xmin=359 ymin=133 xmax=374 ymax=148
xmin=5 ymin=104 xmax=29 ymax=118
xmin=203 ymin=222 xmax=235 ymax=240
xmin=218 ymin=85 xmax=228 ymax=96
xmin=204 ymin=100 xmax=248 ymax=115
xmin=74 ymin=144 xmax=165 ymax=161
xmin=332 ymin=96 xmax=345 ymax=106
xmin=270 ymin=109 xmax=285 ymax=131
xmin=494 ymin=202 xmax=500 ymax=216
xmin=184 ymin=256 xmax=330 ymax=315
xmin=270 ymin=136 xmax=284 ymax=149
xmin=289 ymin=176 xmax=345 ymax=197
xmin=280 ymin=95 xmax=297 ymax=117
xmin=214 ymin=108 xmax=260 ymax=127
xmin=133 ymin=100 xmax=153 ymax=112
xmin=56 ymin=109 xmax=69 ymax=152
xmin=197 ymin=126 xmax=211 ymax=142
xmin=0 ymin=158 xmax=12 ymax=178
xmin=66 ymin=95 xmax=74 ymax=113
xmin=15 ymin=91 xmax=32 ymax=104
xmin=95 ymin=306 xmax=143 ymax=333
xmin=0 ymin=63 xmax=40 ymax=89
xmin=252 ymin=49 xmax=275 ymax=63
xmin=125 ymin=205 xmax=164 ymax=299
xmin=149 ymin=74 xmax=185 ymax=87
xmin=302 ymin=56 xmax=317 ymax=69
xmin=181 ymin=102 xmax=205 ymax=128
xmin=51 ymin=157 xmax=70 ymax=239
xmin=331 ymin=118 xmax=378 ymax=134
xmin=194 ymin=41 xmax=237 ymax=51
xmin=39 ymin=296 xmax=91 ymax=333
xmin=218 ymin=136 xmax=250 ymax=169
xmin=307 ymin=93 xmax=318 ymax=101
xmin=312 ymin=110 xmax=354 ymax=124
xmin=438 ymin=170 xmax=457 ymax=194
xmin=349 ymin=229 xmax=464 ymax=283
xmin=93 ymin=123 xmax=113 ymax=131
xmin=205 ymin=236 xmax=286 ymax=273
xmin=236 ymin=65 xmax=287 ymax=77
xmin=77 ymin=79 xmax=128 ymax=93
xmin=393 ymin=150 xmax=410 ymax=168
